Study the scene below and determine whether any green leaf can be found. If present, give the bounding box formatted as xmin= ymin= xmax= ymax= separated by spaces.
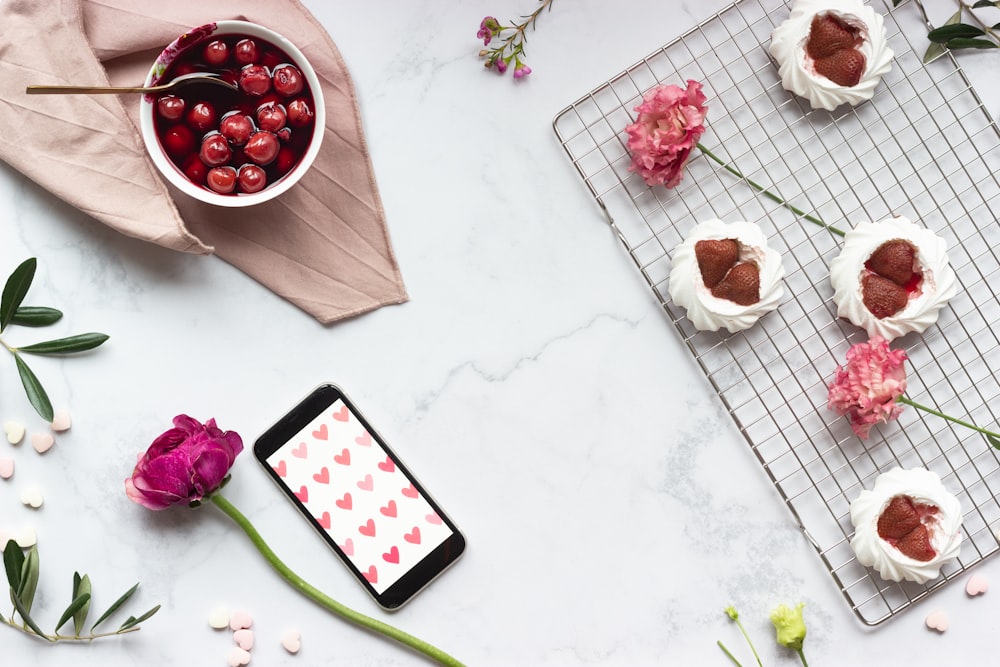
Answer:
xmin=117 ymin=604 xmax=160 ymax=631
xmin=0 ymin=258 xmax=37 ymax=333
xmin=945 ymin=37 xmax=999 ymax=50
xmin=55 ymin=593 xmax=91 ymax=633
xmin=16 ymin=545 xmax=39 ymax=614
xmin=9 ymin=586 xmax=53 ymax=641
xmin=972 ymin=0 xmax=998 ymax=8
xmin=11 ymin=306 xmax=63 ymax=327
xmin=13 ymin=353 xmax=54 ymax=422
xmin=17 ymin=333 xmax=109 ymax=355
xmin=928 ymin=23 xmax=986 ymax=42
xmin=988 ymin=434 xmax=1000 ymax=450
xmin=3 ymin=540 xmax=24 ymax=591
xmin=91 ymin=582 xmax=139 ymax=631
xmin=923 ymin=9 xmax=964 ymax=63
xmin=72 ymin=573 xmax=92 ymax=636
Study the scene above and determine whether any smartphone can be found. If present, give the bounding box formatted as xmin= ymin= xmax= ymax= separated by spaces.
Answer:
xmin=253 ymin=384 xmax=465 ymax=610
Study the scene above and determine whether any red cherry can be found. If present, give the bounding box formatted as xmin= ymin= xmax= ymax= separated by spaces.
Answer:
xmin=286 ymin=98 xmax=314 ymax=128
xmin=276 ymin=127 xmax=292 ymax=142
xmin=203 ymin=40 xmax=229 ymax=66
xmin=237 ymin=164 xmax=267 ymax=193
xmin=157 ymin=95 xmax=186 ymax=121
xmin=239 ymin=65 xmax=272 ymax=97
xmin=199 ymin=133 xmax=232 ymax=167
xmin=162 ymin=124 xmax=195 ymax=157
xmin=186 ymin=102 xmax=217 ymax=132
xmin=244 ymin=131 xmax=280 ymax=165
xmin=182 ymin=154 xmax=208 ymax=185
xmin=275 ymin=146 xmax=297 ymax=175
xmin=219 ymin=112 xmax=254 ymax=146
xmin=256 ymin=102 xmax=287 ymax=132
xmin=234 ymin=38 xmax=259 ymax=65
xmin=207 ymin=166 xmax=237 ymax=194
xmin=272 ymin=64 xmax=304 ymax=97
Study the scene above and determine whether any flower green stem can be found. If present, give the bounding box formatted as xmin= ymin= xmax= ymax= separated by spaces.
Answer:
xmin=717 ymin=639 xmax=745 ymax=666
xmin=695 ymin=142 xmax=845 ymax=237
xmin=0 ymin=616 xmax=141 ymax=642
xmin=210 ymin=494 xmax=465 ymax=666
xmin=798 ymin=648 xmax=810 ymax=667
xmin=899 ymin=396 xmax=1000 ymax=443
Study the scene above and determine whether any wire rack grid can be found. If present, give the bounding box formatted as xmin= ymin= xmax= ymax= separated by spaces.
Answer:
xmin=554 ymin=0 xmax=1000 ymax=626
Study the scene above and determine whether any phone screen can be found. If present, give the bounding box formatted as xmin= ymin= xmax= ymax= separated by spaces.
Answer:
xmin=254 ymin=385 xmax=464 ymax=609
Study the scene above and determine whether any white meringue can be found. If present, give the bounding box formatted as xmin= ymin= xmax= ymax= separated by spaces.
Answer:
xmin=850 ymin=467 xmax=962 ymax=584
xmin=769 ymin=0 xmax=893 ymax=111
xmin=830 ymin=215 xmax=956 ymax=341
xmin=668 ymin=219 xmax=785 ymax=333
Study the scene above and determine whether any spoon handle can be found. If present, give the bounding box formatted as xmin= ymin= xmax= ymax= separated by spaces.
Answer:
xmin=25 ymin=85 xmax=159 ymax=94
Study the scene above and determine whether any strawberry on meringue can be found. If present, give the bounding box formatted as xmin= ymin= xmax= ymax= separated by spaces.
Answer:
xmin=769 ymin=0 xmax=893 ymax=111
xmin=849 ymin=467 xmax=962 ymax=584
xmin=830 ymin=215 xmax=957 ymax=341
xmin=668 ymin=219 xmax=785 ymax=333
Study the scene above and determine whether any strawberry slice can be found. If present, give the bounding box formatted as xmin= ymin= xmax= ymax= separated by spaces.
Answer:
xmin=806 ymin=13 xmax=862 ymax=60
xmin=695 ymin=239 xmax=739 ymax=289
xmin=866 ymin=240 xmax=917 ymax=286
xmin=877 ymin=495 xmax=921 ymax=540
xmin=861 ymin=274 xmax=908 ymax=319
xmin=814 ymin=50 xmax=865 ymax=88
xmin=710 ymin=262 xmax=760 ymax=306
xmin=897 ymin=524 xmax=936 ymax=562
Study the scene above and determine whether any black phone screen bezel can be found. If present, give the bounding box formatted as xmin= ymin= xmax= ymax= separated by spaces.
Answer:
xmin=252 ymin=383 xmax=465 ymax=610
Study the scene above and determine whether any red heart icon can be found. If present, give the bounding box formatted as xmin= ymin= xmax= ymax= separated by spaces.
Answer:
xmin=426 ymin=512 xmax=442 ymax=525
xmin=355 ymin=431 xmax=372 ymax=446
xmin=295 ymin=486 xmax=308 ymax=503
xmin=380 ymin=500 xmax=397 ymax=518
xmin=335 ymin=492 xmax=353 ymax=510
xmin=363 ymin=565 xmax=378 ymax=584
xmin=313 ymin=467 xmax=330 ymax=484
xmin=312 ymin=424 xmax=329 ymax=440
xmin=357 ymin=474 xmax=374 ymax=491
xmin=359 ymin=519 xmax=376 ymax=537
xmin=404 ymin=527 xmax=421 ymax=544
xmin=341 ymin=538 xmax=354 ymax=556
xmin=273 ymin=460 xmax=287 ymax=477
xmin=333 ymin=405 xmax=349 ymax=422
xmin=292 ymin=442 xmax=308 ymax=458
xmin=318 ymin=511 xmax=331 ymax=529
xmin=378 ymin=456 xmax=395 ymax=473
xmin=382 ymin=546 xmax=400 ymax=564
xmin=401 ymin=484 xmax=419 ymax=498
xmin=334 ymin=448 xmax=351 ymax=466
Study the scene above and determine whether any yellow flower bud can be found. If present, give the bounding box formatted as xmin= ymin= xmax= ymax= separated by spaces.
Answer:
xmin=770 ymin=603 xmax=806 ymax=651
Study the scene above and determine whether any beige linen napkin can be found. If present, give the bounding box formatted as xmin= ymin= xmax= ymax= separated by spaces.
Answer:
xmin=0 ymin=0 xmax=407 ymax=323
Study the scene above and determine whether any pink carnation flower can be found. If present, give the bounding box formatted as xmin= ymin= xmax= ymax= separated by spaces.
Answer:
xmin=625 ymin=80 xmax=708 ymax=188
xmin=827 ymin=336 xmax=908 ymax=439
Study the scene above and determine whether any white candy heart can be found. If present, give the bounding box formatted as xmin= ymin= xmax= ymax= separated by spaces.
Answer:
xmin=281 ymin=628 xmax=301 ymax=654
xmin=229 ymin=609 xmax=253 ymax=631
xmin=966 ymin=574 xmax=989 ymax=597
xmin=50 ymin=410 xmax=72 ymax=432
xmin=925 ymin=610 xmax=949 ymax=632
xmin=15 ymin=526 xmax=36 ymax=548
xmin=226 ymin=647 xmax=251 ymax=666
xmin=0 ymin=458 xmax=13 ymax=479
xmin=19 ymin=486 xmax=43 ymax=509
xmin=4 ymin=421 xmax=25 ymax=445
xmin=233 ymin=628 xmax=254 ymax=651
xmin=208 ymin=606 xmax=230 ymax=630
xmin=31 ymin=433 xmax=54 ymax=454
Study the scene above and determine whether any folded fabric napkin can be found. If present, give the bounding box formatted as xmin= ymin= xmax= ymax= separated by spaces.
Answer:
xmin=0 ymin=0 xmax=407 ymax=323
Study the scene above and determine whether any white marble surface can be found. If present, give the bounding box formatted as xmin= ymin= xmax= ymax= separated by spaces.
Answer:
xmin=2 ymin=0 xmax=999 ymax=664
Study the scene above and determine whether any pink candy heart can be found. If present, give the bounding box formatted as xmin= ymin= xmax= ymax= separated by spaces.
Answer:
xmin=31 ymin=433 xmax=54 ymax=454
xmin=925 ymin=610 xmax=949 ymax=633
xmin=0 ymin=458 xmax=13 ymax=479
xmin=233 ymin=628 xmax=254 ymax=651
xmin=281 ymin=628 xmax=302 ymax=654
xmin=226 ymin=647 xmax=251 ymax=666
xmin=966 ymin=574 xmax=989 ymax=597
xmin=229 ymin=610 xmax=253 ymax=631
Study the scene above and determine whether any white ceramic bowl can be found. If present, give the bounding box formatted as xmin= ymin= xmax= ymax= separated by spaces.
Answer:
xmin=139 ymin=20 xmax=325 ymax=207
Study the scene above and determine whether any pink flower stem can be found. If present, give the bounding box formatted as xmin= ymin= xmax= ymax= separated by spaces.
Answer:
xmin=209 ymin=494 xmax=465 ymax=666
xmin=898 ymin=396 xmax=1000 ymax=445
xmin=695 ymin=143 xmax=845 ymax=238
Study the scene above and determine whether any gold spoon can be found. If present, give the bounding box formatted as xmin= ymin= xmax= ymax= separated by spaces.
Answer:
xmin=25 ymin=72 xmax=239 ymax=95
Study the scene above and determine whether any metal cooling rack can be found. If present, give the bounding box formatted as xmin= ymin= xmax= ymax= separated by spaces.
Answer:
xmin=554 ymin=0 xmax=1000 ymax=625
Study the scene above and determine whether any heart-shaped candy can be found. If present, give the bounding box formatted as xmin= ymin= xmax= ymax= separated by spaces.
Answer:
xmin=4 ymin=421 xmax=25 ymax=445
xmin=19 ymin=486 xmax=43 ymax=508
xmin=208 ymin=606 xmax=230 ymax=630
xmin=226 ymin=647 xmax=251 ymax=667
xmin=0 ymin=458 xmax=13 ymax=479
xmin=233 ymin=628 xmax=254 ymax=651
xmin=966 ymin=574 xmax=989 ymax=597
xmin=15 ymin=526 xmax=36 ymax=548
xmin=50 ymin=410 xmax=72 ymax=432
xmin=281 ymin=628 xmax=302 ymax=654
xmin=31 ymin=433 xmax=54 ymax=454
xmin=925 ymin=610 xmax=949 ymax=632
xmin=229 ymin=609 xmax=253 ymax=631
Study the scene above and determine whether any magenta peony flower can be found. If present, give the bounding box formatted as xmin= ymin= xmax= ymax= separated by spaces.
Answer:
xmin=625 ymin=80 xmax=708 ymax=188
xmin=125 ymin=414 xmax=243 ymax=510
xmin=827 ymin=336 xmax=908 ymax=439
xmin=478 ymin=16 xmax=499 ymax=45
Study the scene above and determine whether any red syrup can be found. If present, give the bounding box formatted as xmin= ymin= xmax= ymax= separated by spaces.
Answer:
xmin=152 ymin=34 xmax=317 ymax=196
